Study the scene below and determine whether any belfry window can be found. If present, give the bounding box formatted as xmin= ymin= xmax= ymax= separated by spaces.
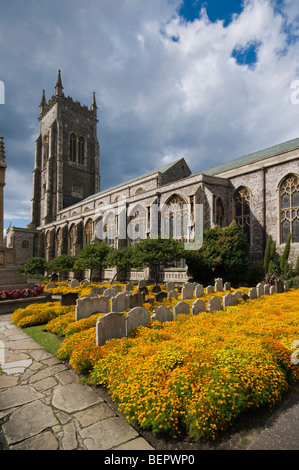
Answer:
xmin=78 ymin=137 xmax=85 ymax=165
xmin=280 ymin=175 xmax=299 ymax=243
xmin=234 ymin=187 xmax=251 ymax=244
xmin=70 ymin=133 xmax=77 ymax=162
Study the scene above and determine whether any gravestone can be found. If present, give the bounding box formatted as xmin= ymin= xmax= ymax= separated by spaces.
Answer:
xmin=128 ymin=291 xmax=145 ymax=308
xmin=90 ymin=286 xmax=106 ymax=296
xmin=223 ymin=292 xmax=234 ymax=308
xmin=284 ymin=281 xmax=289 ymax=292
xmin=61 ymin=292 xmax=78 ymax=306
xmin=248 ymin=287 xmax=257 ymax=300
xmin=264 ymin=284 xmax=270 ymax=295
xmin=270 ymin=285 xmax=276 ymax=295
xmin=59 ymin=283 xmax=68 ymax=287
xmin=242 ymin=293 xmax=249 ymax=301
xmin=70 ymin=279 xmax=80 ymax=288
xmin=113 ymin=285 xmax=122 ymax=294
xmin=181 ymin=282 xmax=194 ymax=300
xmin=256 ymin=283 xmax=264 ymax=297
xmin=47 ymin=283 xmax=57 ymax=290
xmin=75 ymin=296 xmax=110 ymax=320
xmin=166 ymin=281 xmax=175 ymax=292
xmin=167 ymin=290 xmax=178 ymax=300
xmin=125 ymin=283 xmax=134 ymax=293
xmin=208 ymin=296 xmax=223 ymax=313
xmin=232 ymin=290 xmax=243 ymax=301
xmin=155 ymin=292 xmax=167 ymax=302
xmin=126 ymin=307 xmax=151 ymax=335
xmin=81 ymin=280 xmax=90 ymax=287
xmin=173 ymin=301 xmax=190 ymax=317
xmin=145 ymin=297 xmax=155 ymax=304
xmin=224 ymin=282 xmax=231 ymax=291
xmin=214 ymin=278 xmax=223 ymax=292
xmin=206 ymin=285 xmax=214 ymax=294
xmin=275 ymin=279 xmax=284 ymax=293
xmin=192 ymin=298 xmax=206 ymax=315
xmin=111 ymin=292 xmax=130 ymax=312
xmin=138 ymin=280 xmax=147 ymax=289
xmin=151 ymin=285 xmax=162 ymax=294
xmin=103 ymin=287 xmax=116 ymax=299
xmin=195 ymin=284 xmax=204 ymax=298
xmin=152 ymin=305 xmax=173 ymax=323
xmin=96 ymin=312 xmax=126 ymax=346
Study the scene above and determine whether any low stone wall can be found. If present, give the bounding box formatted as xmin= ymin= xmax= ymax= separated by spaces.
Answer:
xmin=0 ymin=292 xmax=52 ymax=315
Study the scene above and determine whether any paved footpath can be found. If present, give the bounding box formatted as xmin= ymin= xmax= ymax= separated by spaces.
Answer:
xmin=0 ymin=313 xmax=154 ymax=451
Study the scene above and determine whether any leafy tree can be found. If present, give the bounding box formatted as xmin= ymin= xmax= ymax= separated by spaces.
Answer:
xmin=74 ymin=243 xmax=111 ymax=281
xmin=20 ymin=257 xmax=48 ymax=277
xmin=47 ymin=255 xmax=76 ymax=281
xmin=185 ymin=221 xmax=250 ymax=286
xmin=107 ymin=246 xmax=137 ymax=284
xmin=133 ymin=237 xmax=185 ymax=284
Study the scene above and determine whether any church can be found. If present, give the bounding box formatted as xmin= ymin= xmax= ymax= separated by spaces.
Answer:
xmin=5 ymin=71 xmax=299 ymax=283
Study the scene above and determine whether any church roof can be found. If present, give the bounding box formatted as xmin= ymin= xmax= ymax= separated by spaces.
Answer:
xmin=201 ymin=136 xmax=299 ymax=176
xmin=84 ymin=157 xmax=189 ymax=201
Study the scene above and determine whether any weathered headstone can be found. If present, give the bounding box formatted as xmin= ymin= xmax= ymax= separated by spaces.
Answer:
xmin=206 ymin=285 xmax=214 ymax=294
xmin=194 ymin=284 xmax=204 ymax=298
xmin=81 ymin=280 xmax=90 ymax=287
xmin=181 ymin=282 xmax=194 ymax=300
xmin=152 ymin=305 xmax=173 ymax=323
xmin=264 ymin=284 xmax=270 ymax=295
xmin=284 ymin=281 xmax=289 ymax=292
xmin=155 ymin=292 xmax=167 ymax=303
xmin=138 ymin=280 xmax=147 ymax=289
xmin=113 ymin=285 xmax=122 ymax=294
xmin=76 ymin=296 xmax=110 ymax=320
xmin=111 ymin=292 xmax=130 ymax=312
xmin=214 ymin=278 xmax=223 ymax=292
xmin=173 ymin=301 xmax=190 ymax=317
xmin=151 ymin=285 xmax=162 ymax=294
xmin=126 ymin=307 xmax=151 ymax=335
xmin=232 ymin=290 xmax=243 ymax=301
xmin=166 ymin=281 xmax=175 ymax=292
xmin=270 ymin=285 xmax=276 ymax=295
xmin=90 ymin=286 xmax=106 ymax=296
xmin=47 ymin=282 xmax=57 ymax=290
xmin=248 ymin=287 xmax=257 ymax=300
xmin=128 ymin=291 xmax=145 ymax=308
xmin=96 ymin=312 xmax=126 ymax=346
xmin=223 ymin=292 xmax=234 ymax=308
xmin=102 ymin=287 xmax=116 ymax=299
xmin=208 ymin=296 xmax=223 ymax=313
xmin=70 ymin=279 xmax=80 ymax=288
xmin=192 ymin=298 xmax=206 ymax=315
xmin=275 ymin=279 xmax=284 ymax=293
xmin=124 ymin=283 xmax=134 ymax=293
xmin=224 ymin=282 xmax=231 ymax=291
xmin=256 ymin=283 xmax=264 ymax=297
xmin=167 ymin=290 xmax=178 ymax=300
xmin=61 ymin=292 xmax=79 ymax=306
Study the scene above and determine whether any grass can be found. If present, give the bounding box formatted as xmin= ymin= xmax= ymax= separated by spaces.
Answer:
xmin=23 ymin=325 xmax=62 ymax=355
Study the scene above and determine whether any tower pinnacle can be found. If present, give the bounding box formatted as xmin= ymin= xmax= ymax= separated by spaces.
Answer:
xmin=91 ymin=91 xmax=98 ymax=116
xmin=55 ymin=69 xmax=64 ymax=96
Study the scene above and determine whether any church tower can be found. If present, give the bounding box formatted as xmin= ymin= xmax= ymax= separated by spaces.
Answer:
xmin=31 ymin=70 xmax=100 ymax=228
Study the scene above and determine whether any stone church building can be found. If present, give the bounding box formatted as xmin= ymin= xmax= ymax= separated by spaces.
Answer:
xmin=5 ymin=71 xmax=299 ymax=282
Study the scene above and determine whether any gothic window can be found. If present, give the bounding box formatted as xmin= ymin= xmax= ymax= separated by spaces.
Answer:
xmin=84 ymin=219 xmax=93 ymax=246
xmin=21 ymin=240 xmax=29 ymax=249
xmin=56 ymin=228 xmax=62 ymax=256
xmin=78 ymin=136 xmax=85 ymax=165
xmin=215 ymin=198 xmax=225 ymax=227
xmin=234 ymin=187 xmax=251 ymax=244
xmin=68 ymin=224 xmax=76 ymax=255
xmin=69 ymin=133 xmax=77 ymax=163
xmin=163 ymin=195 xmax=188 ymax=241
xmin=43 ymin=134 xmax=49 ymax=162
xmin=128 ymin=206 xmax=147 ymax=244
xmin=103 ymin=213 xmax=116 ymax=247
xmin=280 ymin=175 xmax=299 ymax=243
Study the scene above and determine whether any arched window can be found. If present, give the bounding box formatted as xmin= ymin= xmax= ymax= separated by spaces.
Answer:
xmin=84 ymin=219 xmax=93 ymax=246
xmin=163 ymin=195 xmax=188 ymax=241
xmin=234 ymin=187 xmax=251 ymax=244
xmin=103 ymin=213 xmax=116 ymax=247
xmin=78 ymin=136 xmax=85 ymax=165
xmin=280 ymin=175 xmax=299 ymax=243
xmin=215 ymin=198 xmax=225 ymax=227
xmin=69 ymin=224 xmax=76 ymax=255
xmin=69 ymin=133 xmax=77 ymax=162
xmin=21 ymin=240 xmax=29 ymax=249
xmin=56 ymin=228 xmax=62 ymax=256
xmin=128 ymin=206 xmax=147 ymax=244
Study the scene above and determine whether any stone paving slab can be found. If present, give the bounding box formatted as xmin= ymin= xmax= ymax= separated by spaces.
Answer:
xmin=0 ymin=313 xmax=155 ymax=451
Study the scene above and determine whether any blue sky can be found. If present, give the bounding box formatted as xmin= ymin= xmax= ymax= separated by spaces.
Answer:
xmin=0 ymin=0 xmax=299 ymax=232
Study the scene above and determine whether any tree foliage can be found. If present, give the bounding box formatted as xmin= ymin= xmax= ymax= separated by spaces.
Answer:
xmin=21 ymin=256 xmax=48 ymax=276
xmin=74 ymin=243 xmax=111 ymax=279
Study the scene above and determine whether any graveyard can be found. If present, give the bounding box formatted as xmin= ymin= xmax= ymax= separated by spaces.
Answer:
xmin=11 ymin=278 xmax=299 ymax=442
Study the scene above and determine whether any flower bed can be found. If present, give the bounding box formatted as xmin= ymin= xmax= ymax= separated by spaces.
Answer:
xmin=11 ymin=283 xmax=299 ymax=441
